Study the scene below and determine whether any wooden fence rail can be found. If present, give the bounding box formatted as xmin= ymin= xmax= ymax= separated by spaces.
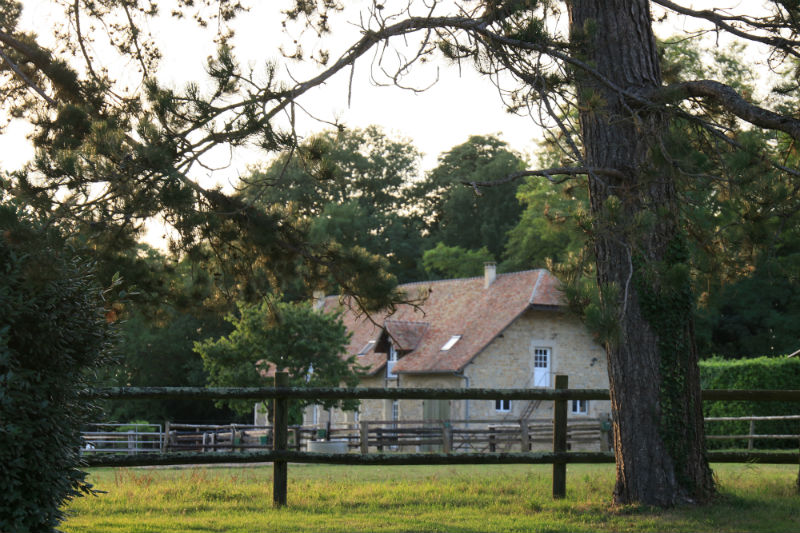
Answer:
xmin=83 ymin=377 xmax=800 ymax=507
xmin=86 ymin=416 xmax=795 ymax=456
xmin=84 ymin=387 xmax=800 ymax=402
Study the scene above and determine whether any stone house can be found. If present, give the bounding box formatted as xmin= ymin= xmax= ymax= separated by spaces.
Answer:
xmin=300 ymin=264 xmax=610 ymax=432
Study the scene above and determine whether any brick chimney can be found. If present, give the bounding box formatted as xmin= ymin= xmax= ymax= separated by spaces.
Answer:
xmin=484 ymin=262 xmax=497 ymax=289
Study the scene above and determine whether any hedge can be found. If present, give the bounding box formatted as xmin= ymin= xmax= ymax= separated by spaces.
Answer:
xmin=700 ymin=356 xmax=800 ymax=449
xmin=0 ymin=205 xmax=117 ymax=532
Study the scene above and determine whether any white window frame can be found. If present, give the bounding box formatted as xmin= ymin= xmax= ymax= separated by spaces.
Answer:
xmin=571 ymin=399 xmax=588 ymax=415
xmin=386 ymin=344 xmax=398 ymax=379
xmin=495 ymin=399 xmax=511 ymax=413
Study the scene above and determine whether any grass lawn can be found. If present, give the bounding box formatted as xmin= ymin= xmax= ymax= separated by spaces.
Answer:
xmin=61 ymin=463 xmax=800 ymax=532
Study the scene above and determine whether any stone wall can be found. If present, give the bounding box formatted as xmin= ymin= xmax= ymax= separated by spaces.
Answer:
xmin=465 ymin=309 xmax=610 ymax=423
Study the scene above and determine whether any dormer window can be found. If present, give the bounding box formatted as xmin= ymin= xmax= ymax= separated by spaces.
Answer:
xmin=440 ymin=335 xmax=462 ymax=351
xmin=357 ymin=340 xmax=376 ymax=356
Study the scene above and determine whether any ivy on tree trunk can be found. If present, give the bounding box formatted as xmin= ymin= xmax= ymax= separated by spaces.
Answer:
xmin=569 ymin=0 xmax=713 ymax=505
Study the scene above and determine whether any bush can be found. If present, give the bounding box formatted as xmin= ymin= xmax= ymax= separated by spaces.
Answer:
xmin=700 ymin=356 xmax=800 ymax=449
xmin=0 ymin=206 xmax=117 ymax=532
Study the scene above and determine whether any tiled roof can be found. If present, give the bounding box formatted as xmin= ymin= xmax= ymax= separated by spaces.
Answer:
xmin=383 ymin=320 xmax=429 ymax=351
xmin=322 ymin=269 xmax=563 ymax=376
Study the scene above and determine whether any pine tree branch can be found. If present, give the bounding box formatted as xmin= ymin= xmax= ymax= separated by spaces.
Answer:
xmin=464 ymin=167 xmax=625 ymax=192
xmin=651 ymin=0 xmax=800 ymax=58
xmin=0 ymin=30 xmax=84 ymax=104
xmin=652 ymin=80 xmax=800 ymax=142
xmin=0 ymin=44 xmax=57 ymax=106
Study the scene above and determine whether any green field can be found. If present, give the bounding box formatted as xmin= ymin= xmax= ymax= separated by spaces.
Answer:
xmin=62 ymin=463 xmax=800 ymax=532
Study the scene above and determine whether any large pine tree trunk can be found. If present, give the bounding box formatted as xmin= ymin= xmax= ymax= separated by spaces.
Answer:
xmin=567 ymin=0 xmax=714 ymax=505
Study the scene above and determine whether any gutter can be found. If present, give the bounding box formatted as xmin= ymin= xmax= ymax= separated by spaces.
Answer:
xmin=461 ymin=372 xmax=470 ymax=426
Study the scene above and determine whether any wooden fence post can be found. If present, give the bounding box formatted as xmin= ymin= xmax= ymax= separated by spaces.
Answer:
xmin=376 ymin=427 xmax=384 ymax=453
xmin=748 ymin=419 xmax=756 ymax=450
xmin=273 ymin=371 xmax=289 ymax=507
xmin=520 ymin=419 xmax=529 ymax=452
xmin=360 ymin=420 xmax=369 ymax=454
xmin=553 ymin=375 xmax=568 ymax=499
xmin=162 ymin=421 xmax=170 ymax=453
xmin=442 ymin=422 xmax=452 ymax=454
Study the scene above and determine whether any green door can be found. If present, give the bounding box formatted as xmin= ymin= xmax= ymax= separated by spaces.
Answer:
xmin=422 ymin=400 xmax=450 ymax=451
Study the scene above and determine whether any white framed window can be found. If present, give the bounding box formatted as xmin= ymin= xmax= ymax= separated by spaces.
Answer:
xmin=357 ymin=340 xmax=376 ymax=356
xmin=495 ymin=399 xmax=511 ymax=412
xmin=533 ymin=347 xmax=550 ymax=387
xmin=312 ymin=404 xmax=319 ymax=426
xmin=571 ymin=400 xmax=588 ymax=415
xmin=441 ymin=335 xmax=462 ymax=351
xmin=386 ymin=345 xmax=398 ymax=379
xmin=353 ymin=408 xmax=360 ymax=425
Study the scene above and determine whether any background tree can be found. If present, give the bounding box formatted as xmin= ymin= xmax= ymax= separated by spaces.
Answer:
xmin=503 ymin=171 xmax=588 ymax=272
xmin=412 ymin=135 xmax=527 ymax=260
xmin=246 ymin=126 xmax=427 ymax=283
xmin=194 ymin=299 xmax=360 ymax=419
xmin=102 ymin=308 xmax=243 ymax=423
xmin=422 ymin=242 xmax=495 ymax=279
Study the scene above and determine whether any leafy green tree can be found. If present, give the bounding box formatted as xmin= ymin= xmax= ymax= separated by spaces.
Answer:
xmin=102 ymin=309 xmax=242 ymax=423
xmin=503 ymin=178 xmax=588 ymax=271
xmin=0 ymin=203 xmax=116 ymax=532
xmin=412 ymin=136 xmax=526 ymax=259
xmin=195 ymin=300 xmax=360 ymax=417
xmin=247 ymin=127 xmax=427 ymax=283
xmin=422 ymin=242 xmax=495 ymax=279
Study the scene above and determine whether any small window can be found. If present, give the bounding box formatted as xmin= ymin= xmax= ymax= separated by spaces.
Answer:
xmin=495 ymin=399 xmax=511 ymax=412
xmin=571 ymin=400 xmax=588 ymax=415
xmin=357 ymin=340 xmax=376 ymax=356
xmin=441 ymin=335 xmax=462 ymax=351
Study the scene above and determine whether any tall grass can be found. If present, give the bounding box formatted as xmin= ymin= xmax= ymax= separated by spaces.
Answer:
xmin=62 ymin=464 xmax=800 ymax=532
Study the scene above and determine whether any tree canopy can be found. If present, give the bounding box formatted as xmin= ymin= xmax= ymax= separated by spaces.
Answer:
xmin=194 ymin=300 xmax=360 ymax=416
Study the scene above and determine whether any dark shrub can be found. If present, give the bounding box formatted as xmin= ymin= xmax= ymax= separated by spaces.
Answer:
xmin=0 ymin=205 xmax=116 ymax=532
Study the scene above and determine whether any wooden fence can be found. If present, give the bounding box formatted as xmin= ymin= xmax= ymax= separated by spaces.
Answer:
xmin=83 ymin=375 xmax=800 ymax=507
xmin=108 ymin=418 xmax=609 ymax=454
xmin=81 ymin=423 xmax=162 ymax=453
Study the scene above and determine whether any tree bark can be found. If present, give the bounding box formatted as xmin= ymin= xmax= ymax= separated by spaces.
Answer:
xmin=567 ymin=0 xmax=714 ymax=505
